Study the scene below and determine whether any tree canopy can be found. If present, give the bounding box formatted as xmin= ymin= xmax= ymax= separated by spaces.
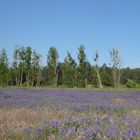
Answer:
xmin=0 ymin=46 xmax=139 ymax=88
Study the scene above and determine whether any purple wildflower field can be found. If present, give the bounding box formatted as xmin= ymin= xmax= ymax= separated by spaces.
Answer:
xmin=0 ymin=88 xmax=140 ymax=140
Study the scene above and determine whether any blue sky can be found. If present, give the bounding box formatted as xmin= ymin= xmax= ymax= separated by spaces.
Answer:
xmin=0 ymin=0 xmax=140 ymax=68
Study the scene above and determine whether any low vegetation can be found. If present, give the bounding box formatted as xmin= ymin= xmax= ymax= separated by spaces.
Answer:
xmin=0 ymin=88 xmax=140 ymax=140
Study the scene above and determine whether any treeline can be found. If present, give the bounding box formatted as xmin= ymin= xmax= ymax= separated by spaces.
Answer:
xmin=0 ymin=45 xmax=140 ymax=88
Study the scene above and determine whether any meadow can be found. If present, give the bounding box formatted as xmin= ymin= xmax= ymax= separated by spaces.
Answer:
xmin=0 ymin=88 xmax=140 ymax=140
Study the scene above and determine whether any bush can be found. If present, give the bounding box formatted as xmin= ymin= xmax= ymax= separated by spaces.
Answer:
xmin=126 ymin=79 xmax=136 ymax=88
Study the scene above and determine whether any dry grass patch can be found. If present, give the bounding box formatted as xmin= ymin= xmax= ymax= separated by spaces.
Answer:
xmin=110 ymin=97 xmax=126 ymax=105
xmin=0 ymin=108 xmax=45 ymax=132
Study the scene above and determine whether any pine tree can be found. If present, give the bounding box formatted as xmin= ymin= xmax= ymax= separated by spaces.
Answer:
xmin=47 ymin=47 xmax=59 ymax=87
xmin=63 ymin=51 xmax=76 ymax=87
xmin=0 ymin=48 xmax=9 ymax=86
xmin=77 ymin=45 xmax=87 ymax=87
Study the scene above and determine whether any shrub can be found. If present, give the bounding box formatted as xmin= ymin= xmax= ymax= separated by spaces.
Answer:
xmin=126 ymin=79 xmax=136 ymax=88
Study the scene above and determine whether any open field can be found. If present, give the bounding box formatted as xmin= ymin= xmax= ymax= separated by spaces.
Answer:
xmin=0 ymin=88 xmax=140 ymax=140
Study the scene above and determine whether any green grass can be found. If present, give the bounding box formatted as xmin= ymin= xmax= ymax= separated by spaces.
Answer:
xmin=1 ymin=85 xmax=140 ymax=94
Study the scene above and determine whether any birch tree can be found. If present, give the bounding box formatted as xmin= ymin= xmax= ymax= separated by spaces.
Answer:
xmin=31 ymin=51 xmax=41 ymax=86
xmin=110 ymin=47 xmax=121 ymax=88
xmin=94 ymin=51 xmax=103 ymax=88
xmin=25 ymin=46 xmax=32 ymax=86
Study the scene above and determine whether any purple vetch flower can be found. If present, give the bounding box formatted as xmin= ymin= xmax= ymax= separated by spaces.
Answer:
xmin=79 ymin=127 xmax=87 ymax=133
xmin=49 ymin=120 xmax=61 ymax=128
xmin=95 ymin=125 xmax=101 ymax=133
xmin=64 ymin=114 xmax=72 ymax=122
xmin=35 ymin=127 xmax=44 ymax=133
xmin=120 ymin=130 xmax=130 ymax=140
xmin=107 ymin=128 xmax=117 ymax=137
xmin=85 ymin=126 xmax=95 ymax=137
xmin=67 ymin=127 xmax=76 ymax=135
xmin=122 ymin=117 xmax=132 ymax=126
xmin=58 ymin=128 xmax=65 ymax=135
xmin=129 ymin=128 xmax=138 ymax=138
xmin=0 ymin=89 xmax=140 ymax=109
xmin=23 ymin=127 xmax=33 ymax=134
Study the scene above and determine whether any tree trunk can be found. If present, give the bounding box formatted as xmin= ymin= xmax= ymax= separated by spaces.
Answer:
xmin=37 ymin=68 xmax=41 ymax=86
xmin=20 ymin=68 xmax=23 ymax=86
xmin=16 ymin=76 xmax=18 ymax=86
xmin=85 ymin=78 xmax=87 ymax=88
xmin=74 ymin=68 xmax=77 ymax=88
xmin=27 ymin=72 xmax=30 ymax=87
xmin=54 ymin=66 xmax=58 ymax=87
xmin=112 ymin=66 xmax=117 ymax=88
xmin=117 ymin=68 xmax=121 ymax=88
xmin=96 ymin=70 xmax=103 ymax=88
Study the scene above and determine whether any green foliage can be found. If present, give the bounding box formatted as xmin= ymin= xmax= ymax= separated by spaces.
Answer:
xmin=76 ymin=68 xmax=86 ymax=87
xmin=47 ymin=47 xmax=59 ymax=87
xmin=0 ymin=48 xmax=8 ymax=86
xmin=31 ymin=50 xmax=42 ymax=86
xmin=25 ymin=46 xmax=32 ymax=86
xmin=126 ymin=79 xmax=137 ymax=88
xmin=78 ymin=45 xmax=87 ymax=65
xmin=77 ymin=45 xmax=87 ymax=87
xmin=100 ymin=64 xmax=112 ymax=86
xmin=0 ymin=46 xmax=140 ymax=88
xmin=63 ymin=52 xmax=76 ymax=87
xmin=121 ymin=68 xmax=140 ymax=85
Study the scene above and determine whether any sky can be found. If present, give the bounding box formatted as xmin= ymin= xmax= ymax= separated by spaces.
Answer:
xmin=0 ymin=0 xmax=140 ymax=68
